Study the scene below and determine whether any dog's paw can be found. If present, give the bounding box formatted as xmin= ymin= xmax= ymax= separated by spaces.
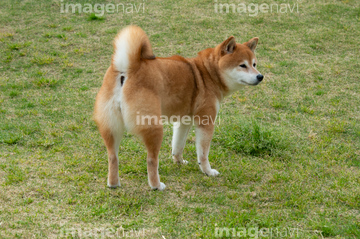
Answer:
xmin=173 ymin=155 xmax=188 ymax=165
xmin=151 ymin=182 xmax=166 ymax=191
xmin=158 ymin=182 xmax=166 ymax=191
xmin=205 ymin=169 xmax=220 ymax=177
xmin=107 ymin=178 xmax=121 ymax=188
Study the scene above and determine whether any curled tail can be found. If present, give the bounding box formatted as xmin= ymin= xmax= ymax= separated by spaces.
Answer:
xmin=112 ymin=25 xmax=155 ymax=74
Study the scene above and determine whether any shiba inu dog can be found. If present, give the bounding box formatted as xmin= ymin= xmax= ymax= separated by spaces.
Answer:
xmin=94 ymin=25 xmax=263 ymax=191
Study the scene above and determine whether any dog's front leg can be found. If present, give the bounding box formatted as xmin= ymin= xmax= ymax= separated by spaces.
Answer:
xmin=195 ymin=124 xmax=220 ymax=176
xmin=172 ymin=122 xmax=191 ymax=164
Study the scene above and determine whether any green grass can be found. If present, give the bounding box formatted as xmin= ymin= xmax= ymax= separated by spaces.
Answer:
xmin=0 ymin=0 xmax=360 ymax=238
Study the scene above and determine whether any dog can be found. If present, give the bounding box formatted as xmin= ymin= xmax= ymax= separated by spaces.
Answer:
xmin=94 ymin=25 xmax=263 ymax=190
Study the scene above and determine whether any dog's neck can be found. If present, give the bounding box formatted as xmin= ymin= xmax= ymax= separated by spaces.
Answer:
xmin=189 ymin=50 xmax=230 ymax=102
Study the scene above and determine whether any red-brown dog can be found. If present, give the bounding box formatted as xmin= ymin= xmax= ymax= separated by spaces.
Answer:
xmin=94 ymin=26 xmax=263 ymax=190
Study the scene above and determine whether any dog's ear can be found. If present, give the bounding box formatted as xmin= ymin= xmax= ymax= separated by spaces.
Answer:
xmin=244 ymin=37 xmax=259 ymax=52
xmin=220 ymin=36 xmax=236 ymax=55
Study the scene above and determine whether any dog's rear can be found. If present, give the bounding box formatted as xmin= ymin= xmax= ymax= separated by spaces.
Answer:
xmin=94 ymin=26 xmax=156 ymax=188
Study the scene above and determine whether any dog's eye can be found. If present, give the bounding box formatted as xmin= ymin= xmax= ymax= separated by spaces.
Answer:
xmin=253 ymin=63 xmax=256 ymax=67
xmin=239 ymin=64 xmax=247 ymax=68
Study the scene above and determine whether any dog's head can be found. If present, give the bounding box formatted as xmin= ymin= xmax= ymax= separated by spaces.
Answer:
xmin=216 ymin=36 xmax=263 ymax=92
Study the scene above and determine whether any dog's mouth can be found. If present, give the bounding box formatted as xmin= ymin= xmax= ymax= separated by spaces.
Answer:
xmin=240 ymin=80 xmax=260 ymax=86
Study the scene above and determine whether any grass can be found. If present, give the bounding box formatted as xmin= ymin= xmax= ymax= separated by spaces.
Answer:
xmin=0 ymin=0 xmax=359 ymax=238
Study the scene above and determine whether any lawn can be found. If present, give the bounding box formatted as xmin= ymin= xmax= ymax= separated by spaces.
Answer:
xmin=0 ymin=0 xmax=359 ymax=238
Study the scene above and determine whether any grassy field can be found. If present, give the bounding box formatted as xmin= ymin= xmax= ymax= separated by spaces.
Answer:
xmin=1 ymin=0 xmax=360 ymax=238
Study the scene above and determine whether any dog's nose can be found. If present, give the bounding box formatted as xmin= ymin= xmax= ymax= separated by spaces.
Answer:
xmin=257 ymin=74 xmax=264 ymax=81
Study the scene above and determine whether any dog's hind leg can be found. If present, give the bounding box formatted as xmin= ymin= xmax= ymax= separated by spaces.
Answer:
xmin=95 ymin=100 xmax=125 ymax=188
xmin=140 ymin=125 xmax=166 ymax=191
xmin=101 ymin=126 xmax=124 ymax=188
xmin=122 ymin=88 xmax=166 ymax=191
xmin=172 ymin=122 xmax=191 ymax=164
